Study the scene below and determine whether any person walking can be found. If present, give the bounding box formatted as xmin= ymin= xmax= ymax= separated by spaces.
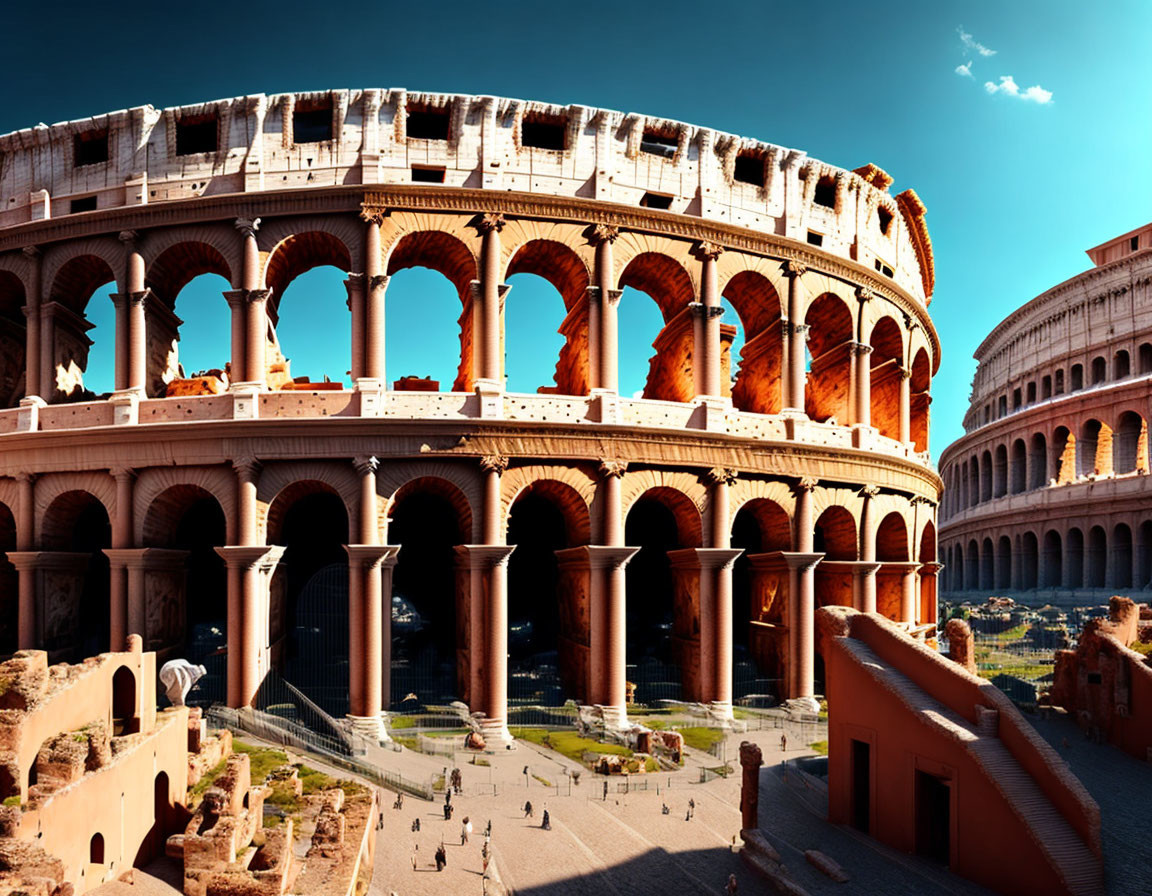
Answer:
xmin=435 ymin=843 xmax=447 ymax=872
xmin=443 ymin=802 xmax=451 ymax=821
xmin=485 ymin=818 xmax=492 ymax=838
xmin=461 ymin=816 xmax=472 ymax=845
xmin=412 ymin=843 xmax=419 ymax=871
xmin=726 ymin=872 xmax=739 ymax=895
xmin=780 ymin=732 xmax=788 ymax=752
xmin=603 ymin=780 xmax=608 ymax=801
xmin=541 ymin=808 xmax=551 ymax=830
xmin=377 ymin=810 xmax=384 ymax=831
xmin=688 ymin=797 xmax=695 ymax=818
xmin=524 ymin=800 xmax=533 ymax=818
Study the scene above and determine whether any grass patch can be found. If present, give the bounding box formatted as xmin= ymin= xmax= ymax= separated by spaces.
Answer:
xmin=389 ymin=716 xmax=416 ymax=730
xmin=2 ymin=795 xmax=19 ymax=807
xmin=644 ymin=756 xmax=659 ymax=773
xmin=471 ymin=757 xmax=490 ymax=767
xmin=234 ymin=742 xmax=288 ymax=785
xmin=1131 ymin=640 xmax=1152 ymax=656
xmin=296 ymin=764 xmax=365 ymax=798
xmin=189 ymin=757 xmax=229 ymax=805
xmin=732 ymin=707 xmax=756 ymax=720
xmin=809 ymin=740 xmax=828 ymax=756
xmin=676 ymin=727 xmax=725 ymax=752
xmin=265 ymin=780 xmax=301 ymax=814
xmin=432 ymin=773 xmax=446 ymax=792
xmin=704 ymin=764 xmax=734 ymax=777
xmin=510 ymin=727 xmax=632 ymax=765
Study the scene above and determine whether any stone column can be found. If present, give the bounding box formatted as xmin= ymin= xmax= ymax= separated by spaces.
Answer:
xmin=15 ymin=473 xmax=34 ymax=649
xmin=108 ymin=467 xmax=135 ymax=648
xmin=853 ymin=286 xmax=874 ymax=427
xmin=596 ymin=459 xmax=636 ymax=728
xmin=22 ymin=246 xmax=41 ymax=398
xmin=899 ymin=367 xmax=912 ymax=445
xmin=345 ymin=274 xmax=365 ymax=382
xmin=236 ymin=218 xmax=269 ymax=387
xmin=477 ymin=455 xmax=514 ymax=741
xmin=119 ymin=232 xmax=148 ymax=395
xmin=784 ymin=552 xmax=823 ymax=706
xmin=739 ymin=741 xmax=763 ymax=832
xmin=363 ymin=208 xmax=387 ymax=384
xmin=474 ymin=214 xmax=505 ymax=387
xmin=859 ymin=485 xmax=878 ymax=613
xmin=38 ymin=301 xmax=56 ymax=403
xmin=851 ymin=562 xmax=881 ymax=613
xmin=111 ymin=292 xmax=129 ymax=393
xmin=345 ymin=544 xmax=399 ymax=737
xmin=782 ymin=261 xmax=807 ymax=412
xmin=591 ymin=225 xmax=620 ymax=394
xmin=693 ymin=241 xmax=725 ymax=399
xmin=706 ymin=467 xmax=740 ymax=718
xmin=898 ymin=562 xmax=922 ymax=624
xmin=225 ymin=456 xmax=261 ymax=706
xmin=224 ymin=290 xmax=246 ymax=384
xmin=344 ymin=455 xmax=380 ymax=724
xmin=919 ymin=561 xmax=942 ymax=628
xmin=216 ymin=545 xmax=282 ymax=708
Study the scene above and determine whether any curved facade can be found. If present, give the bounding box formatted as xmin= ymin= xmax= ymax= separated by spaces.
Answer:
xmin=0 ymin=88 xmax=940 ymax=738
xmin=940 ymin=223 xmax=1152 ymax=602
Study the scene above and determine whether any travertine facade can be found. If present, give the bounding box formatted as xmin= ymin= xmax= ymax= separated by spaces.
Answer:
xmin=0 ymin=89 xmax=940 ymax=736
xmin=940 ymin=224 xmax=1152 ymax=603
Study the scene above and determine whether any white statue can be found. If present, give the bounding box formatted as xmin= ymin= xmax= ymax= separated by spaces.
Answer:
xmin=159 ymin=659 xmax=207 ymax=706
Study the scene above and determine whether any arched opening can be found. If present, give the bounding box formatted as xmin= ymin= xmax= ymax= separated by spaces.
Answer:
xmin=145 ymin=242 xmax=233 ymax=396
xmin=1067 ymin=528 xmax=1085 ymax=588
xmin=266 ymin=233 xmax=353 ymax=389
xmin=112 ymin=665 xmax=139 ymax=735
xmin=268 ymin=486 xmax=350 ymax=715
xmin=1020 ymin=532 xmax=1039 ymax=590
xmin=909 ymin=349 xmax=931 ymax=452
xmin=40 ymin=491 xmax=111 ymax=660
xmin=136 ymin=770 xmax=171 ymax=866
xmin=724 ymin=272 xmax=783 ymax=414
xmin=1090 ymin=356 xmax=1106 ymax=385
xmin=505 ymin=240 xmax=590 ymax=396
xmin=996 ymin=535 xmax=1012 ymax=590
xmin=507 ymin=482 xmax=589 ymax=705
xmin=0 ymin=272 xmax=27 ymax=407
xmin=1113 ymin=411 xmax=1144 ymax=474
xmin=389 ymin=479 xmax=471 ymax=706
xmin=1042 ymin=530 xmax=1062 ymax=588
xmin=1052 ymin=426 xmax=1075 ymax=484
xmin=954 ymin=544 xmax=965 ymax=591
xmin=980 ymin=451 xmax=993 ymax=503
xmin=875 ymin=513 xmax=908 ymax=620
xmin=731 ymin=499 xmax=791 ymax=699
xmin=1086 ymin=526 xmax=1107 ymax=588
xmin=969 ymin=456 xmax=980 ymax=506
xmin=90 ymin=832 xmax=105 ymax=865
xmin=1078 ymin=419 xmax=1111 ymax=477
xmin=1070 ymin=364 xmax=1083 ymax=391
xmin=618 ymin=253 xmax=696 ymax=402
xmin=46 ymin=254 xmax=117 ymax=402
xmin=980 ymin=537 xmax=994 ymax=591
xmin=625 ymin=489 xmax=702 ymax=704
xmin=1138 ymin=521 xmax=1152 ymax=588
xmin=1140 ymin=343 xmax=1152 ymax=375
xmin=918 ymin=522 xmax=936 ymax=624
xmin=1115 ymin=349 xmax=1130 ymax=379
xmin=1009 ymin=439 xmax=1026 ymax=494
xmin=993 ymin=444 xmax=1008 ymax=498
xmin=1113 ymin=523 xmax=1133 ymax=589
xmin=0 ymin=503 xmax=15 ymax=653
xmin=813 ymin=506 xmax=857 ymax=560
xmin=385 ymin=231 xmax=476 ymax=392
xmin=868 ymin=316 xmax=903 ymax=440
xmin=965 ymin=539 xmax=979 ymax=593
xmin=1029 ymin=433 xmax=1047 ymax=490
xmin=804 ymin=293 xmax=854 ymax=424
xmin=960 ymin=463 xmax=970 ymax=510
xmin=142 ymin=486 xmax=227 ymax=704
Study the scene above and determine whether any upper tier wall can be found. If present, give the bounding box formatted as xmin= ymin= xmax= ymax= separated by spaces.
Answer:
xmin=0 ymin=88 xmax=933 ymax=306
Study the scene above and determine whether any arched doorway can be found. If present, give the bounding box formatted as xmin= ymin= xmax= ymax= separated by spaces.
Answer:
xmin=731 ymin=499 xmax=792 ymax=699
xmin=40 ymin=491 xmax=111 ymax=660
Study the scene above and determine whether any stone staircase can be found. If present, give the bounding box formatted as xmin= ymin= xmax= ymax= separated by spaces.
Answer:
xmin=841 ymin=639 xmax=1103 ymax=896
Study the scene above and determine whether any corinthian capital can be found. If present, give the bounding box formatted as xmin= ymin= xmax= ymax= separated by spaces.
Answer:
xmin=360 ymin=204 xmax=388 ymax=226
xmin=235 ymin=217 xmax=261 ymax=239
xmin=233 ymin=456 xmax=262 ymax=480
xmin=473 ymin=213 xmax=506 ymax=235
xmin=353 ymin=455 xmax=379 ymax=477
xmin=587 ymin=223 xmax=620 ymax=245
xmin=598 ymin=460 xmax=628 ymax=479
xmin=695 ymin=240 xmax=725 ymax=261
xmin=480 ymin=455 xmax=509 ymax=474
xmin=704 ymin=467 xmax=737 ymax=486
xmin=782 ymin=260 xmax=807 ymax=279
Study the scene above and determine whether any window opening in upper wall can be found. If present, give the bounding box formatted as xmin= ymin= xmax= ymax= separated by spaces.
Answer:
xmin=175 ymin=114 xmax=219 ymax=156
xmin=411 ymin=166 xmax=446 ymax=183
xmin=877 ymin=207 xmax=893 ymax=235
xmin=1070 ymin=364 xmax=1083 ymax=391
xmin=1026 ymin=381 xmax=1036 ymax=403
xmin=734 ymin=151 xmax=765 ymax=187
xmin=640 ymin=192 xmax=672 ymax=210
xmin=813 ymin=175 xmax=837 ymax=208
xmin=1041 ymin=375 xmax=1052 ymax=399
xmin=640 ymin=129 xmax=678 ymax=159
xmin=74 ymin=131 xmax=109 ymax=167
xmin=1012 ymin=388 xmax=1021 ymax=409
xmin=70 ymin=196 xmax=98 ymax=213
xmin=807 ymin=231 xmax=824 ymax=247
xmin=1131 ymin=236 xmax=1140 ymax=252
xmin=293 ymin=99 xmax=334 ymax=144
xmin=521 ymin=112 xmax=567 ymax=151
xmin=1054 ymin=370 xmax=1064 ymax=394
xmin=406 ymin=104 xmax=450 ymax=141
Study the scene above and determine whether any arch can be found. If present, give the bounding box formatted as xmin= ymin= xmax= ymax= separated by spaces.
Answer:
xmin=723 ymin=271 xmax=784 ymax=415
xmin=1067 ymin=527 xmax=1085 ymax=588
xmin=505 ymin=238 xmax=590 ymax=310
xmin=262 ymin=230 xmax=354 ymax=306
xmin=980 ymin=450 xmax=992 ymax=503
xmin=504 ymin=478 xmax=591 ymax=548
xmin=1009 ymin=439 xmax=1026 ymax=494
xmin=1042 ymin=530 xmax=1062 ymax=588
xmin=1140 ymin=343 xmax=1152 ymax=375
xmin=500 ymin=465 xmax=596 ymax=543
xmin=918 ymin=520 xmax=936 ymax=564
xmin=804 ymin=292 xmax=854 ymax=424
xmin=0 ymin=271 xmax=27 ymax=408
xmin=954 ymin=542 xmax=965 ymax=591
xmin=0 ymin=502 xmax=15 ymax=653
xmin=980 ymin=537 xmax=994 ymax=591
xmin=965 ymin=539 xmax=979 ymax=591
xmin=258 ymin=463 xmax=358 ymax=543
xmin=1087 ymin=525 xmax=1107 ymax=588
xmin=112 ymin=666 xmax=139 ymax=735
xmin=875 ymin=513 xmax=908 ymax=562
xmin=387 ymin=475 xmax=474 ymax=545
xmin=868 ymin=315 xmax=904 ymax=440
xmin=993 ymin=444 xmax=1008 ymax=498
xmin=1138 ymin=521 xmax=1152 ymax=588
xmin=732 ymin=498 xmax=792 ymax=552
xmin=1113 ymin=411 xmax=1145 ymax=474
xmin=44 ymin=241 xmax=122 ymax=310
xmin=909 ymin=348 xmax=931 ymax=452
xmin=618 ymin=252 xmax=696 ymax=402
xmin=968 ymin=456 xmax=979 ymax=507
xmin=90 ymin=832 xmax=105 ymax=865
xmin=627 ymin=486 xmax=704 ymax=549
xmin=1114 ymin=349 xmax=1130 ymax=379
xmin=814 ymin=506 xmax=857 ymax=561
xmin=264 ymin=476 xmax=355 ymax=546
xmin=1113 ymin=523 xmax=1133 ymax=589
xmin=145 ymin=241 xmax=232 ymax=307
xmin=995 ymin=535 xmax=1012 ymax=590
xmin=141 ymin=483 xmax=227 ymax=547
xmin=1052 ymin=426 xmax=1075 ymax=484
xmin=1078 ymin=419 xmax=1111 ymax=477
xmin=386 ymin=229 xmax=478 ymax=300
xmin=1090 ymin=355 xmax=1106 ymax=385
xmin=1070 ymin=363 xmax=1083 ymax=391
xmin=1020 ymin=531 xmax=1039 ymax=590
xmin=1028 ymin=432 xmax=1047 ymax=490
xmin=46 ymin=253 xmax=118 ymax=401
xmin=134 ymin=467 xmax=235 ymax=546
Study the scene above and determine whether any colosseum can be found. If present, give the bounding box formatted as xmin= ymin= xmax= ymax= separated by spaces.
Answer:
xmin=0 ymin=88 xmax=940 ymax=741
xmin=940 ymin=223 xmax=1152 ymax=604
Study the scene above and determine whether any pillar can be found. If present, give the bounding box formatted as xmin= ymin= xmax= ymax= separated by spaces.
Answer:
xmin=109 ymin=468 xmax=135 ymax=648
xmin=591 ymin=225 xmax=620 ymax=393
xmin=216 ymin=545 xmax=282 ymax=708
xmin=345 ymin=544 xmax=399 ymax=733
xmin=694 ymin=241 xmax=725 ymax=399
xmin=853 ymin=286 xmax=874 ymax=427
xmin=919 ymin=561 xmax=942 ymax=628
xmin=900 ymin=563 xmax=920 ymax=624
xmin=111 ymin=292 xmax=129 ymax=392
xmin=224 ymin=290 xmax=246 ymax=384
xmin=22 ymin=246 xmax=41 ymax=398
xmin=363 ymin=208 xmax=386 ymax=383
xmin=899 ymin=367 xmax=912 ymax=444
xmin=475 ymin=214 xmax=505 ymax=386
xmin=789 ymin=477 xmax=821 ymax=706
xmin=477 ymin=455 xmax=513 ymax=740
xmin=739 ymin=741 xmax=763 ymax=832
xmin=596 ymin=459 xmax=635 ymax=727
xmin=706 ymin=467 xmax=740 ymax=717
xmin=15 ymin=473 xmax=34 ymax=649
xmin=119 ymin=231 xmax=147 ymax=394
xmin=236 ymin=217 xmax=269 ymax=386
xmin=345 ymin=274 xmax=365 ymax=382
xmin=38 ymin=301 xmax=55 ymax=403
xmin=782 ymin=261 xmax=807 ymax=412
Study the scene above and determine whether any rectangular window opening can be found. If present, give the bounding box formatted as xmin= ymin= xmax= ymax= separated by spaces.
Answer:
xmin=1026 ymin=382 xmax=1037 ymax=403
xmin=813 ymin=175 xmax=837 ymax=208
xmin=521 ymin=113 xmax=567 ymax=151
xmin=877 ymin=206 xmax=893 ymax=235
xmin=411 ymin=166 xmax=446 ymax=183
xmin=293 ymin=101 xmax=334 ymax=144
xmin=1012 ymin=388 xmax=1022 ymax=410
xmin=406 ymin=104 xmax=451 ymax=141
xmin=175 ymin=115 xmax=219 ymax=156
xmin=74 ymin=131 xmax=109 ymax=167
xmin=640 ymin=192 xmax=673 ymax=210
xmin=1041 ymin=375 xmax=1052 ymax=399
xmin=70 ymin=196 xmax=98 ymax=214
xmin=807 ymin=231 xmax=824 ymax=247
xmin=640 ymin=129 xmax=678 ymax=159
xmin=734 ymin=152 xmax=766 ymax=187
xmin=1131 ymin=236 xmax=1140 ymax=252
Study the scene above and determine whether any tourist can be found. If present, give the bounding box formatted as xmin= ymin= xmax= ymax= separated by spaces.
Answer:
xmin=541 ymin=809 xmax=551 ymax=830
xmin=435 ymin=843 xmax=447 ymax=872
xmin=661 ymin=803 xmax=670 ymax=815
xmin=726 ymin=872 xmax=738 ymax=894
xmin=781 ymin=732 xmax=788 ymax=752
xmin=485 ymin=818 xmax=492 ymax=838
xmin=689 ymin=797 xmax=696 ymax=818
xmin=524 ymin=800 xmax=533 ymax=818
xmin=443 ymin=802 xmax=451 ymax=821
xmin=446 ymin=788 xmax=452 ymax=807
xmin=686 ymin=809 xmax=691 ymax=821
xmin=378 ymin=810 xmax=384 ymax=830
xmin=462 ymin=816 xmax=472 ymax=845
xmin=411 ymin=817 xmax=421 ymax=832
xmin=412 ymin=843 xmax=418 ymax=871
xmin=603 ymin=780 xmax=608 ymax=800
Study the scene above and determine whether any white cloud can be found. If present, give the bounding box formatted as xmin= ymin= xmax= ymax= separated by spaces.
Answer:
xmin=955 ymin=61 xmax=973 ymax=79
xmin=958 ymin=26 xmax=996 ymax=57
xmin=984 ymin=75 xmax=1053 ymax=104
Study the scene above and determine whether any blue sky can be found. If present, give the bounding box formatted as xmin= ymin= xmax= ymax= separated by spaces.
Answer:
xmin=8 ymin=1 xmax=1150 ymax=460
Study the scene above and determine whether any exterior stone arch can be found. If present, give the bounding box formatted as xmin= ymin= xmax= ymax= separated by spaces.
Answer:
xmin=379 ymin=212 xmax=481 ymax=298
xmin=715 ymin=251 xmax=787 ymax=303
xmin=620 ymin=469 xmax=706 ymax=529
xmin=260 ymin=223 xmax=356 ymax=314
xmin=141 ymin=225 xmax=242 ymax=293
xmin=0 ymin=479 xmax=18 ymax=518
xmin=377 ymin=460 xmax=481 ymax=543
xmin=133 ymin=466 xmax=236 ymax=546
xmin=499 ymin=221 xmax=594 ymax=304
xmin=257 ymin=462 xmax=359 ymax=544
xmin=500 ymin=464 xmax=596 ymax=544
xmin=813 ymin=503 xmax=858 ymax=560
xmin=35 ymin=473 xmax=115 ymax=546
xmin=622 ymin=478 xmax=704 ymax=548
xmin=729 ymin=478 xmax=795 ymax=538
xmin=43 ymin=238 xmax=125 ymax=307
xmin=0 ymin=252 xmax=34 ymax=296
xmin=810 ymin=486 xmax=863 ymax=532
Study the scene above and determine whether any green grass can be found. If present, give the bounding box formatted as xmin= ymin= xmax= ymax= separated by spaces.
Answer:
xmin=393 ymin=734 xmax=419 ymax=752
xmin=389 ymin=716 xmax=416 ymax=730
xmin=1131 ymin=640 xmax=1152 ymax=656
xmin=234 ymin=742 xmax=289 ymax=785
xmin=2 ymin=795 xmax=19 ymax=807
xmin=676 ymin=727 xmax=725 ymax=752
xmin=732 ymin=707 xmax=756 ymax=720
xmin=809 ymin=740 xmax=828 ymax=756
xmin=296 ymin=764 xmax=365 ymax=797
xmin=189 ymin=757 xmax=229 ymax=804
xmin=510 ymin=727 xmax=632 ymax=765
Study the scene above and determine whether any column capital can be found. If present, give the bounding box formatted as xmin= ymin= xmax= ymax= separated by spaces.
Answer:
xmin=581 ymin=545 xmax=640 ymax=571
xmin=235 ymin=217 xmax=261 ymax=239
xmin=910 ymin=494 xmax=936 ymax=507
xmin=689 ymin=302 xmax=726 ymax=320
xmin=851 ymin=341 xmax=874 ymax=356
xmin=128 ymin=288 xmax=150 ymax=308
xmin=795 ymin=476 xmax=819 ymax=492
xmin=780 ymin=551 xmax=824 ymax=573
xmin=233 ymin=456 xmax=262 ymax=481
xmin=598 ymin=459 xmax=628 ymax=479
xmin=344 ymin=543 xmax=400 ymax=569
xmin=244 ymin=288 xmax=272 ymax=305
xmin=215 ymin=544 xmax=283 ymax=571
xmin=14 ymin=472 xmax=36 ymax=485
xmin=604 ymin=288 xmax=623 ymax=307
xmin=345 ymin=272 xmax=366 ymax=289
xmin=472 ymin=213 xmax=506 ymax=235
xmin=353 ymin=455 xmax=379 ymax=477
xmin=454 ymin=544 xmax=517 ymax=569
xmin=109 ymin=466 xmax=137 ymax=482
xmin=855 ymin=285 xmax=875 ymax=303
xmin=369 ymin=274 xmax=389 ymax=292
xmin=704 ymin=467 xmax=738 ymax=486
xmin=782 ymin=260 xmax=807 ymax=279
xmin=21 ymin=245 xmax=41 ymax=259
xmin=118 ymin=230 xmax=139 ymax=246
xmin=359 ymin=205 xmax=389 ymax=226
xmin=587 ymin=223 xmax=620 ymax=245
xmin=479 ymin=454 xmax=509 ymax=475
xmin=859 ymin=484 xmax=880 ymax=498
xmin=694 ymin=240 xmax=725 ymax=261
xmin=786 ymin=321 xmax=810 ymax=337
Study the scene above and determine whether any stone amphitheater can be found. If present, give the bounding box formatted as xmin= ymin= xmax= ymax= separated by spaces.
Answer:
xmin=0 ymin=88 xmax=940 ymax=740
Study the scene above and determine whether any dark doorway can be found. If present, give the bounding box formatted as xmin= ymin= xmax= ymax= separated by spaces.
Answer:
xmin=915 ymin=770 xmax=951 ymax=864
xmin=74 ymin=501 xmax=111 ymax=660
xmin=174 ymin=497 xmax=227 ymax=705
xmin=851 ymin=739 xmax=871 ymax=832
xmin=625 ymin=498 xmax=682 ymax=704
xmin=112 ymin=666 xmax=139 ymax=735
